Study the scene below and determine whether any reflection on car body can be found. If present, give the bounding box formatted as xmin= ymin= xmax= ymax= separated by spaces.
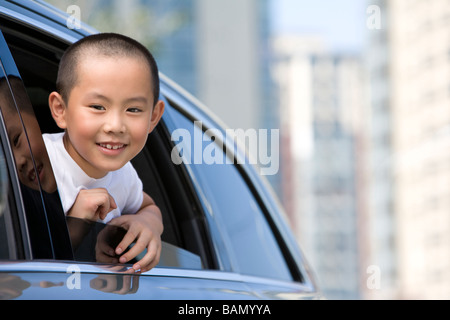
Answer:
xmin=0 ymin=0 xmax=321 ymax=300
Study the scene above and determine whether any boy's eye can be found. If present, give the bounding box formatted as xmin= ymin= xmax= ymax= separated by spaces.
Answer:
xmin=127 ymin=107 xmax=142 ymax=113
xmin=12 ymin=132 xmax=21 ymax=147
xmin=90 ymin=105 xmax=105 ymax=111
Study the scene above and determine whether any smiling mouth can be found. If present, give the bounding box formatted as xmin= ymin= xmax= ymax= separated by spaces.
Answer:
xmin=97 ymin=143 xmax=126 ymax=150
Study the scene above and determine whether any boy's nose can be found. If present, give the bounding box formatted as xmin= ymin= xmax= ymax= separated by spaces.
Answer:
xmin=103 ymin=112 xmax=126 ymax=134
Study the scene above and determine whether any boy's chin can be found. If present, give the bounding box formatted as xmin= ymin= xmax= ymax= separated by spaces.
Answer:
xmin=101 ymin=163 xmax=127 ymax=173
xmin=90 ymin=162 xmax=127 ymax=178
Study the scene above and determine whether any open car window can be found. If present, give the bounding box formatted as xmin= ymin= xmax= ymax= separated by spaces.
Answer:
xmin=0 ymin=23 xmax=211 ymax=270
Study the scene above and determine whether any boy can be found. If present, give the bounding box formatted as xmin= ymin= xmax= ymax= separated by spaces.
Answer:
xmin=43 ymin=33 xmax=165 ymax=273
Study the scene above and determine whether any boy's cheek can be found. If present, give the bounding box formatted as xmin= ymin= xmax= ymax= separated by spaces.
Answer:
xmin=131 ymin=121 xmax=153 ymax=142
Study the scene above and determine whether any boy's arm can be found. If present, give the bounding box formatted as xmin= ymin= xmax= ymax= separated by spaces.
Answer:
xmin=108 ymin=192 xmax=163 ymax=272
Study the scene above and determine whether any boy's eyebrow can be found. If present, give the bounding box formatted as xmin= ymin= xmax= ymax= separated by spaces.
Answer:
xmin=124 ymin=96 xmax=149 ymax=104
xmin=85 ymin=92 xmax=112 ymax=103
xmin=85 ymin=92 xmax=149 ymax=104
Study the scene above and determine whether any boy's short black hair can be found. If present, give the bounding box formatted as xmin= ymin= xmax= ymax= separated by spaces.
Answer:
xmin=56 ymin=32 xmax=160 ymax=106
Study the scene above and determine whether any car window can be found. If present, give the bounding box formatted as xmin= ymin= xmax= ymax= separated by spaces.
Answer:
xmin=0 ymin=25 xmax=209 ymax=270
xmin=0 ymin=30 xmax=73 ymax=260
xmin=166 ymin=102 xmax=293 ymax=281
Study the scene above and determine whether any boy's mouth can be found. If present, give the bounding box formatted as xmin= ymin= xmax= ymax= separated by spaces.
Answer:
xmin=97 ymin=143 xmax=126 ymax=150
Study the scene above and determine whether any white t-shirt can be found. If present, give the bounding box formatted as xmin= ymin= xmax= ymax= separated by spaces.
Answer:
xmin=43 ymin=132 xmax=143 ymax=223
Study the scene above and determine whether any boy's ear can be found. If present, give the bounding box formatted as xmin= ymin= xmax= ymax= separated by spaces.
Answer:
xmin=148 ymin=100 xmax=165 ymax=133
xmin=48 ymin=91 xmax=68 ymax=129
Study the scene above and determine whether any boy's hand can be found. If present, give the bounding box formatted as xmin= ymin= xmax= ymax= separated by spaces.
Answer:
xmin=108 ymin=193 xmax=163 ymax=273
xmin=68 ymin=188 xmax=117 ymax=221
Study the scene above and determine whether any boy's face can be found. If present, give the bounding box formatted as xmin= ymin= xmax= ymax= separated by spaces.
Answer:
xmin=52 ymin=55 xmax=161 ymax=178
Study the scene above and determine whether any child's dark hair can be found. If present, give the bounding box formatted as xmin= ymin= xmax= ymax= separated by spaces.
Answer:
xmin=56 ymin=32 xmax=160 ymax=106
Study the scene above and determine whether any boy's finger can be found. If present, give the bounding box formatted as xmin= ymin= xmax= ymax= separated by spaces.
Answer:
xmin=97 ymin=192 xmax=117 ymax=220
xmin=134 ymin=241 xmax=161 ymax=272
xmin=115 ymin=228 xmax=142 ymax=259
xmin=97 ymin=203 xmax=110 ymax=220
xmin=109 ymin=194 xmax=117 ymax=210
xmin=119 ymin=239 xmax=147 ymax=265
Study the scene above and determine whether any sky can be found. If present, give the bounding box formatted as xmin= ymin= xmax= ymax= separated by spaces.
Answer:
xmin=270 ymin=0 xmax=368 ymax=54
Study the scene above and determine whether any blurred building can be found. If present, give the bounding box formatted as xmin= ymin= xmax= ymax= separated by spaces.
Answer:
xmin=145 ymin=0 xmax=281 ymax=189
xmin=273 ymin=35 xmax=368 ymax=300
xmin=143 ymin=0 xmax=198 ymax=97
xmin=364 ymin=0 xmax=397 ymax=300
xmin=365 ymin=0 xmax=450 ymax=299
xmin=131 ymin=0 xmax=277 ymax=134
